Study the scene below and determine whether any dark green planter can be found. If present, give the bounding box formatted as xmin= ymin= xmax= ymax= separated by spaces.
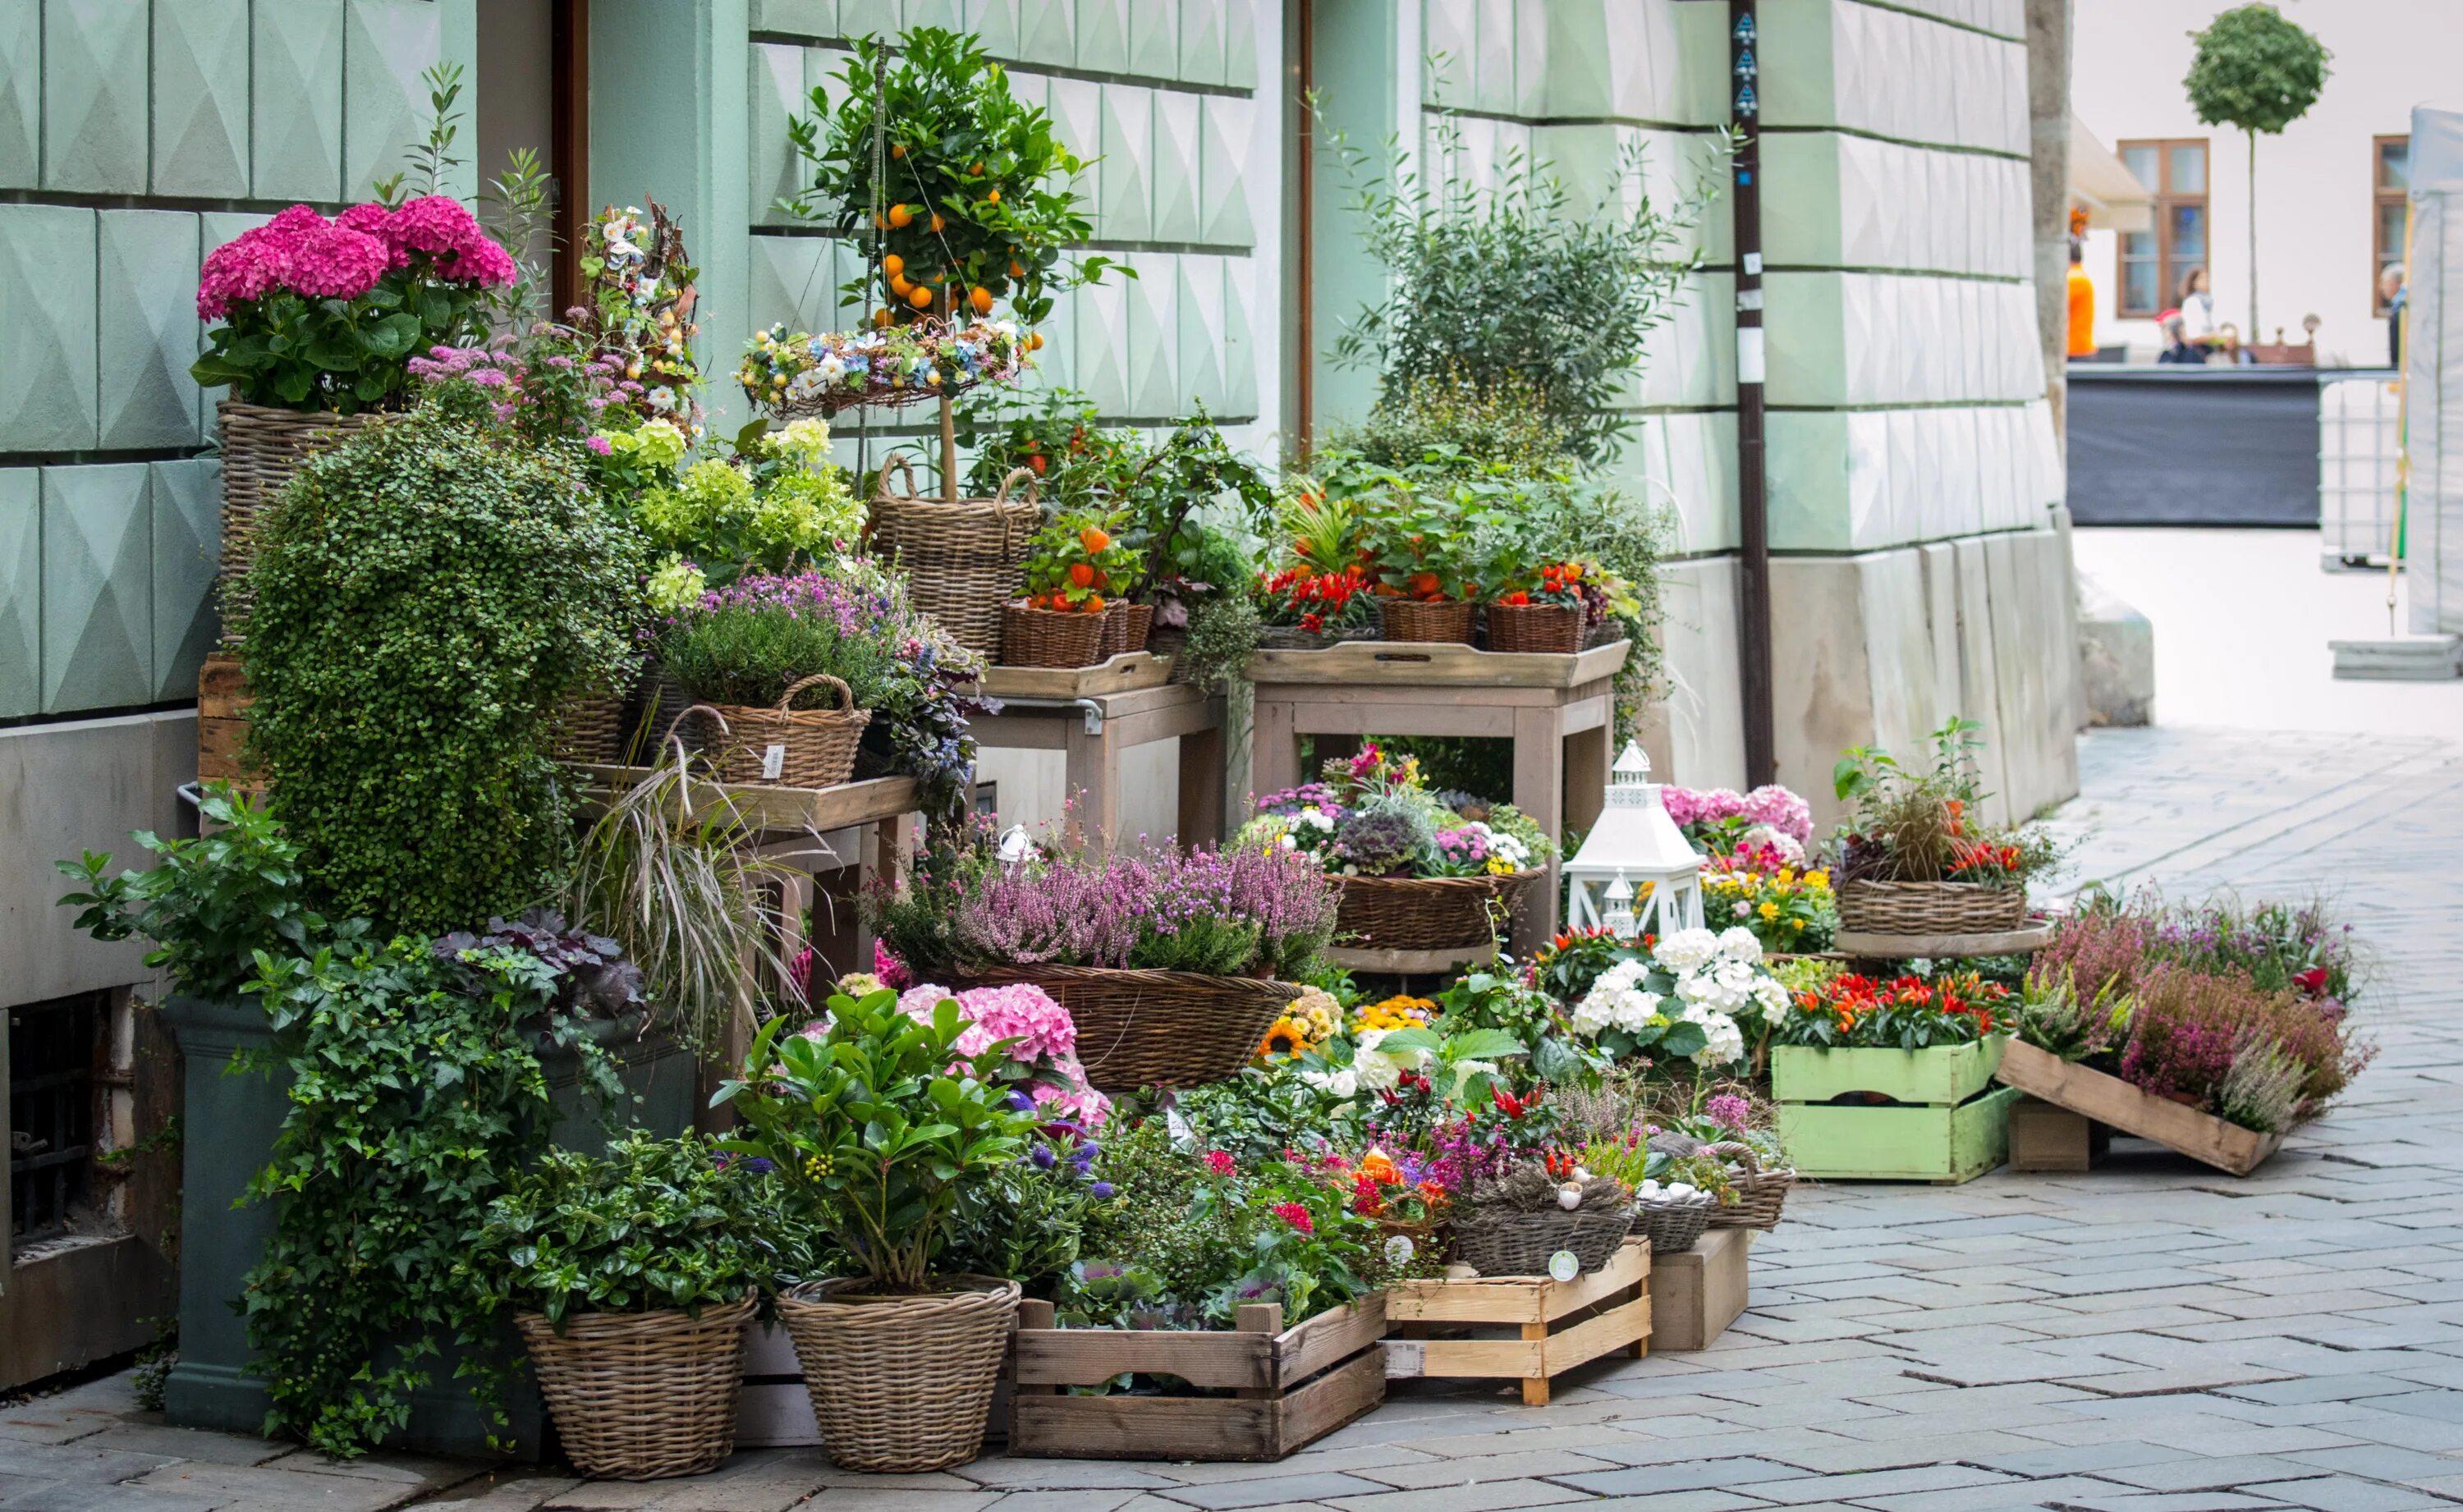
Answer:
xmin=158 ymin=994 xmax=698 ymax=1459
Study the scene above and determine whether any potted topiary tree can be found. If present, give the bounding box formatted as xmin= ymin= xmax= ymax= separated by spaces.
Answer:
xmin=2184 ymin=4 xmax=2331 ymax=339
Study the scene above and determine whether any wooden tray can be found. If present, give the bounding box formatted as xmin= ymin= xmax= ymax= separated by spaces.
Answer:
xmin=965 ymin=652 xmax=1173 ymax=699
xmin=1008 ymin=1297 xmax=1386 ymax=1462
xmin=576 ymin=766 xmax=920 ymax=835
xmin=1994 ymin=1038 xmax=2282 ymax=1177
xmin=1384 ymin=1238 xmax=1650 ymax=1406
xmin=1245 ymin=639 xmax=1630 ymax=690
xmin=1832 ymin=923 xmax=2055 ymax=958
xmin=1325 ymin=944 xmax=1499 ymax=975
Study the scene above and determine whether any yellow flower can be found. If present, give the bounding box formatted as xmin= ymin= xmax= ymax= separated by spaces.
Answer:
xmin=1759 ymin=901 xmax=1781 ymax=921
xmin=1805 ymin=869 xmax=1831 ymax=889
xmin=1777 ymin=868 xmax=1796 ymax=885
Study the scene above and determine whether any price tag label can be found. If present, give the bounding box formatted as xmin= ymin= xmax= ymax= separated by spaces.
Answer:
xmin=760 ymin=744 xmax=787 ymax=781
xmin=1383 ymin=1234 xmax=1416 ymax=1267
xmin=1382 ymin=1340 xmax=1425 ymax=1378
xmin=1548 ymin=1249 xmax=1580 ymax=1283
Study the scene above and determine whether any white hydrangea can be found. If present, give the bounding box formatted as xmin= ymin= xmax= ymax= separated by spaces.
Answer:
xmin=1572 ymin=960 xmax=1663 ymax=1039
xmin=1750 ymin=975 xmax=1791 ymax=1019
xmin=1300 ymin=1065 xmax=1359 ymax=1098
xmin=1740 ymin=824 xmax=1805 ymax=865
xmin=1715 ymin=926 xmax=1764 ymax=966
xmin=1678 ymin=1001 xmax=1747 ymax=1067
xmin=1653 ymin=928 xmax=1719 ymax=973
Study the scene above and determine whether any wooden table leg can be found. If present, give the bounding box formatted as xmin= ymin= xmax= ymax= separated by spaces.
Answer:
xmin=1512 ymin=707 xmax=1569 ymax=950
xmin=1521 ymin=1321 xmax=1551 ymax=1406
xmin=1251 ymin=694 xmax=1300 ymax=801
xmin=1566 ymin=721 xmax=1610 ymax=837
xmin=1063 ymin=713 xmax=1122 ymax=853
xmin=1176 ymin=714 xmax=1226 ymax=846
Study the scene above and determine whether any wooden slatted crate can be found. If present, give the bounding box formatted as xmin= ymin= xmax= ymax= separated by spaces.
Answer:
xmin=1646 ymin=1226 xmax=1750 ymax=1351
xmin=1996 ymin=1038 xmax=2280 ymax=1176
xmin=1007 ymin=1295 xmax=1387 ymax=1462
xmin=1383 ymin=1238 xmax=1650 ymax=1406
xmin=1773 ymin=1039 xmax=2020 ymax=1184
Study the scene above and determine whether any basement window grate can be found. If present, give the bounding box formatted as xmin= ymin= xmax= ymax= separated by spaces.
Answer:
xmin=10 ymin=992 xmax=102 ymax=1245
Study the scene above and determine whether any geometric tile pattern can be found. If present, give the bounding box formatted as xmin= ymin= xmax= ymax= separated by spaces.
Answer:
xmin=0 ymin=468 xmax=35 ymax=718
xmin=748 ymin=0 xmax=834 ymax=35
xmin=0 ymin=204 xmax=100 ymax=453
xmin=1097 ymin=85 xmax=1153 ymax=241
xmin=1122 ymin=248 xmax=1176 ymax=415
xmin=0 ymin=1 xmax=42 ymax=190
xmin=39 ymin=464 xmax=151 ymax=714
xmin=1126 ymin=0 xmax=1177 ymax=80
xmin=1177 ymin=0 xmax=1222 ymax=87
xmin=250 ymin=0 xmax=345 ymax=202
xmin=1076 ymin=0 xmax=1126 ymax=75
xmin=1198 ymin=94 xmax=1253 ymax=249
xmin=1149 ymin=89 xmax=1200 ymax=243
xmin=97 ymin=210 xmax=204 ymax=451
xmin=1014 ymin=0 xmax=1072 ymax=68
xmin=151 ymin=0 xmax=251 ymax=197
xmin=40 ymin=0 xmax=149 ymax=193
xmin=750 ymin=41 xmax=810 ymax=227
xmin=149 ymin=457 xmax=220 ymax=699
xmin=342 ymin=0 xmax=443 ymax=201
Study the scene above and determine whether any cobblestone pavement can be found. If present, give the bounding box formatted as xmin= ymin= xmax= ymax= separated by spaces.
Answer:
xmin=6 ymin=727 xmax=2461 ymax=1512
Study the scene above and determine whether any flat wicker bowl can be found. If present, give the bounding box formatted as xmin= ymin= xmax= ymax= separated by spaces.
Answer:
xmin=1002 ymin=603 xmax=1107 ymax=667
xmin=1453 ymin=1204 xmax=1634 ymax=1277
xmin=692 ymin=674 xmax=870 ymax=788
xmin=216 ymin=401 xmax=378 ymax=642
xmin=1485 ymin=602 xmax=1582 ymax=654
xmin=1099 ymin=601 xmax=1155 ymax=658
xmin=1334 ymin=871 xmax=1541 ymax=952
xmin=945 ymin=964 xmax=1302 ymax=1089
xmin=516 ymin=1295 xmax=754 ymax=1481
xmin=1702 ymin=1141 xmax=1793 ymax=1230
xmin=776 ymin=1276 xmax=1019 ymax=1474
xmin=1378 ymin=598 xmax=1475 ymax=644
xmin=1836 ymin=879 xmax=2027 ymax=935
xmin=1631 ymin=1197 xmax=1715 ymax=1255
xmin=868 ymin=459 xmax=1041 ymax=662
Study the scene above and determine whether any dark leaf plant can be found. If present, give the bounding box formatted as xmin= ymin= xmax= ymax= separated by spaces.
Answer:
xmin=713 ymin=988 xmax=1039 ymax=1294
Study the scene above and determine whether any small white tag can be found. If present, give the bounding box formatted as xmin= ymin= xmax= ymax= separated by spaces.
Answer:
xmin=1383 ymin=1340 xmax=1426 ymax=1378
xmin=1736 ymin=327 xmax=1767 ymax=384
xmin=1548 ymin=1249 xmax=1581 ymax=1282
xmin=760 ymin=744 xmax=787 ymax=781
xmin=1742 ymin=251 xmax=1764 ymax=276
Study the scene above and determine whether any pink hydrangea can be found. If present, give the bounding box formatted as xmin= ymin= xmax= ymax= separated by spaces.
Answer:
xmin=197 ymin=225 xmax=296 ymax=318
xmin=873 ymin=941 xmax=912 ymax=989
xmin=382 ymin=194 xmax=514 ymax=286
xmin=286 ymin=222 xmax=388 ymax=299
xmin=1741 ymin=786 xmax=1813 ymax=843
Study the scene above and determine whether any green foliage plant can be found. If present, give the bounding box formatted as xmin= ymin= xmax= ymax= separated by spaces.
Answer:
xmin=241 ymin=397 xmax=644 ymax=933
xmin=2185 ymin=5 xmax=2331 ymax=335
xmin=713 ymin=988 xmax=1039 ymax=1292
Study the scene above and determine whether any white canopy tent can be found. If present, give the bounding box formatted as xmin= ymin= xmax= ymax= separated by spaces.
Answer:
xmin=2069 ymin=117 xmax=2153 ymax=233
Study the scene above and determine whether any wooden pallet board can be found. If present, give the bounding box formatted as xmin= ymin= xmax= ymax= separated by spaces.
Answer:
xmin=1385 ymin=1239 xmax=1650 ymax=1406
xmin=576 ymin=766 xmax=920 ymax=835
xmin=1007 ymin=1297 xmax=1387 ymax=1462
xmin=1770 ymin=1038 xmax=2007 ymax=1107
xmin=1324 ymin=944 xmax=1499 ymax=975
xmin=197 ymin=653 xmax=259 ymax=787
xmin=1994 ymin=1038 xmax=2282 ymax=1177
xmin=965 ymin=652 xmax=1175 ymax=699
xmin=1646 ymin=1226 xmax=1751 ymax=1352
xmin=1245 ymin=639 xmax=1631 ymax=690
xmin=1777 ymin=1085 xmax=2021 ymax=1184
xmin=1832 ymin=923 xmax=2054 ymax=957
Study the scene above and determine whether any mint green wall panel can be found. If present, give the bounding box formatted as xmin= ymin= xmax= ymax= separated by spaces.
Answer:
xmin=39 ymin=465 xmax=151 ymax=714
xmin=1126 ymin=0 xmax=1175 ymax=79
xmin=1030 ymin=286 xmax=1076 ymax=392
xmin=1073 ymin=276 xmax=1128 ymax=414
xmin=41 ymin=0 xmax=148 ymax=192
xmin=901 ymin=0 xmax=962 ymax=34
xmin=1097 ymin=85 xmax=1151 ymax=241
xmin=1424 ymin=0 xmax=1471 ymax=108
xmin=1076 ymin=0 xmax=1126 ymax=75
xmin=750 ymin=42 xmax=806 ymax=226
xmin=343 ymin=0 xmax=445 ymax=200
xmin=1014 ymin=0 xmax=1070 ymax=66
xmin=1223 ymin=0 xmax=1254 ymax=89
xmin=750 ymin=233 xmax=833 ymax=335
xmin=252 ymin=0 xmax=344 ymax=202
xmin=0 ymin=1 xmax=39 ymax=190
xmin=751 ymin=0 xmax=835 ymax=35
xmin=98 ymin=211 xmax=204 ymax=451
xmin=1176 ymin=254 xmax=1225 ymax=412
xmin=196 ymin=212 xmax=270 ymax=442
xmin=0 ymin=470 xmax=35 ymax=718
xmin=1199 ymin=94 xmax=1251 ymax=250
xmin=1222 ymin=254 xmax=1256 ymax=418
xmin=150 ymin=459 xmax=220 ymax=699
xmin=1124 ymin=250 xmax=1176 ymax=415
xmin=1043 ymin=76 xmax=1100 ymax=232
xmin=1150 ymin=89 xmax=1199 ymax=244
xmin=153 ymin=0 xmax=250 ymax=196
xmin=0 ymin=205 xmax=99 ymax=452
xmin=962 ymin=0 xmax=1016 ymax=53
xmin=1178 ymin=0 xmax=1222 ymax=86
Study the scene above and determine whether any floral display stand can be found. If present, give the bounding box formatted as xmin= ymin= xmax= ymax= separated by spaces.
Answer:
xmin=964 ymin=682 xmax=1227 ymax=851
xmin=1645 ymin=1226 xmax=1752 ymax=1352
xmin=1772 ymin=1038 xmax=2020 ymax=1184
xmin=1383 ymin=1238 xmax=1651 ymax=1406
xmin=1246 ymin=640 xmax=1629 ymax=951
xmin=1994 ymin=1038 xmax=2282 ymax=1177
xmin=1007 ymin=1296 xmax=1387 ymax=1462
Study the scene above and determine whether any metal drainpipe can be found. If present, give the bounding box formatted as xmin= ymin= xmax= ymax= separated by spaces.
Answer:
xmin=1729 ymin=1 xmax=1776 ymax=787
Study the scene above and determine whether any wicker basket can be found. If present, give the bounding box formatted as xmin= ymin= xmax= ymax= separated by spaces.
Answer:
xmin=1835 ymin=878 xmax=2027 ymax=936
xmin=1452 ymin=1204 xmax=1634 ymax=1277
xmin=1378 ymin=598 xmax=1475 ymax=644
xmin=1631 ymin=1197 xmax=1714 ymax=1256
xmin=1702 ymin=1141 xmax=1793 ymax=1230
xmin=868 ymin=457 xmax=1042 ymax=661
xmin=692 ymin=674 xmax=870 ymax=788
xmin=516 ymin=1296 xmax=754 ymax=1481
xmin=1485 ymin=602 xmax=1583 ymax=655
xmin=551 ymin=683 xmax=630 ymax=764
xmin=1334 ymin=871 xmax=1541 ymax=952
xmin=1002 ymin=603 xmax=1106 ymax=668
xmin=776 ymin=1276 xmax=1019 ymax=1473
xmin=1099 ymin=601 xmax=1155 ymax=658
xmin=943 ymin=963 xmax=1302 ymax=1089
xmin=215 ymin=401 xmax=378 ymax=642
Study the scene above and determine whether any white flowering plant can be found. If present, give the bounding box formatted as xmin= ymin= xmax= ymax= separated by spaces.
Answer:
xmin=1564 ymin=926 xmax=1788 ymax=1071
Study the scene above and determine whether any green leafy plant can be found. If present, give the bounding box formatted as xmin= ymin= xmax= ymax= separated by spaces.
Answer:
xmin=1021 ymin=509 xmax=1138 ymax=613
xmin=241 ymin=398 xmax=644 ymax=933
xmin=2185 ymin=5 xmax=2330 ymax=335
xmin=2016 ymin=966 xmax=2135 ymax=1062
xmin=713 ymin=988 xmax=1039 ymax=1292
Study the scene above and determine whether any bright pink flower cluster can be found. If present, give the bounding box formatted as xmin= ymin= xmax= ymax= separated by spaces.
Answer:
xmin=892 ymin=982 xmax=1109 ymax=1128
xmin=197 ymin=197 xmax=512 ymax=320
xmin=1269 ymin=1202 xmax=1314 ymax=1235
xmin=1662 ymin=783 xmax=1814 ymax=844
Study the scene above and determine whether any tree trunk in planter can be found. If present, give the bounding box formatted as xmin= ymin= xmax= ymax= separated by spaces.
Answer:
xmin=158 ymin=997 xmax=699 ymax=1459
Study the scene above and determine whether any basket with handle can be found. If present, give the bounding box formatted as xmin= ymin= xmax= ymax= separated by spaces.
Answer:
xmin=1333 ymin=871 xmax=1539 ymax=952
xmin=1378 ymin=598 xmax=1475 ymax=644
xmin=942 ymin=963 xmax=1302 ymax=1089
xmin=515 ymin=1295 xmax=754 ymax=1481
xmin=1702 ymin=1140 xmax=1793 ymax=1230
xmin=1835 ymin=879 xmax=2027 ymax=935
xmin=679 ymin=675 xmax=870 ymax=789
xmin=215 ymin=401 xmax=378 ymax=643
xmin=1485 ymin=602 xmax=1583 ymax=654
xmin=775 ymin=1276 xmax=1020 ymax=1473
xmin=1099 ymin=601 xmax=1154 ymax=659
xmin=867 ymin=456 xmax=1041 ymax=661
xmin=1002 ymin=603 xmax=1106 ymax=667
xmin=1630 ymin=1194 xmax=1715 ymax=1255
xmin=1451 ymin=1203 xmax=1633 ymax=1276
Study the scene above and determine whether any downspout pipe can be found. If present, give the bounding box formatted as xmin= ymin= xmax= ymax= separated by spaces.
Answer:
xmin=1729 ymin=2 xmax=1776 ymax=786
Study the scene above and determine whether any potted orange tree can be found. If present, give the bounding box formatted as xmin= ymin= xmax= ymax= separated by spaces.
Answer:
xmin=1006 ymin=510 xmax=1137 ymax=667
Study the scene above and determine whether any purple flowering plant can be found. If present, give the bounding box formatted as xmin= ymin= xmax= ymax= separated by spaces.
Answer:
xmin=951 ymin=841 xmax=1338 ymax=979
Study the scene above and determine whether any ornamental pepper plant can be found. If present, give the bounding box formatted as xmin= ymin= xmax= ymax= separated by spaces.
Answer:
xmin=1021 ymin=511 xmax=1139 ymax=613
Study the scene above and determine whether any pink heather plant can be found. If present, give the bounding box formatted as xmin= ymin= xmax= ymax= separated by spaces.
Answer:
xmin=951 ymin=841 xmax=1337 ymax=979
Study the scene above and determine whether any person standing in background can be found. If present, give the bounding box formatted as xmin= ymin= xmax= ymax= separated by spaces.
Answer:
xmin=2177 ymin=267 xmax=2218 ymax=352
xmin=2383 ymin=263 xmax=2407 ymax=369
xmin=2066 ymin=238 xmax=2097 ymax=359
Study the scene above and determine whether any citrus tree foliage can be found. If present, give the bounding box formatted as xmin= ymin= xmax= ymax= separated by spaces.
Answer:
xmin=1329 ymin=115 xmax=1723 ymax=464
xmin=242 ymin=396 xmax=643 ymax=933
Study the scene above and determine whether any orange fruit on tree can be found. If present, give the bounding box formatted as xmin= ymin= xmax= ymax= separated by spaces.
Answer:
xmin=1079 ymin=526 xmax=1111 ymax=552
xmin=968 ymin=285 xmax=993 ymax=315
xmin=883 ymin=252 xmax=904 ymax=277
xmin=891 ymin=143 xmax=907 ymax=159
xmin=1026 ymin=453 xmax=1047 ymax=474
xmin=986 ymin=188 xmax=1001 ymax=204
xmin=1028 ymin=332 xmax=1044 ymax=350
xmin=887 ymin=203 xmax=915 ymax=228
xmin=906 ymin=284 xmax=934 ymax=309
xmin=1009 ymin=259 xmax=1025 ymax=278
xmin=1067 ymin=562 xmax=1097 ymax=589
xmin=872 ymin=306 xmax=892 ymax=326
xmin=930 ymin=213 xmax=945 ymax=234
xmin=971 ymin=161 xmax=986 ymax=175
xmin=890 ymin=273 xmax=913 ymax=297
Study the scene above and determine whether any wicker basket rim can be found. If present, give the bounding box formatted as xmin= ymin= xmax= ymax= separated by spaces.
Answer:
xmin=874 ymin=453 xmax=1042 ymax=510
xmin=514 ymin=1294 xmax=757 ymax=1339
xmin=1838 ymin=877 xmax=2023 ymax=894
xmin=1336 ymin=871 xmax=1540 ymax=893
xmin=946 ymin=961 xmax=1306 ymax=992
xmin=781 ymin=1275 xmax=1021 ymax=1310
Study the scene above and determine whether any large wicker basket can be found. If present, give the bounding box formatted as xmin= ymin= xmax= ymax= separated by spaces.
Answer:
xmin=1835 ymin=878 xmax=2027 ymax=935
xmin=1485 ymin=602 xmax=1582 ymax=654
xmin=1452 ymin=1204 xmax=1633 ymax=1276
xmin=551 ymin=682 xmax=631 ymax=764
xmin=1334 ymin=871 xmax=1540 ymax=952
xmin=216 ymin=401 xmax=378 ymax=642
xmin=1002 ymin=603 xmax=1106 ymax=667
xmin=1099 ymin=601 xmax=1154 ymax=658
xmin=776 ymin=1276 xmax=1019 ymax=1473
xmin=943 ymin=963 xmax=1302 ymax=1089
xmin=689 ymin=674 xmax=870 ymax=788
xmin=1631 ymin=1196 xmax=1714 ymax=1255
xmin=1378 ymin=598 xmax=1475 ymax=644
xmin=868 ymin=458 xmax=1041 ymax=661
xmin=516 ymin=1295 xmax=754 ymax=1481
xmin=1702 ymin=1141 xmax=1793 ymax=1230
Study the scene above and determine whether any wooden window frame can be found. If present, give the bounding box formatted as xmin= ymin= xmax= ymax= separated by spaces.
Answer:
xmin=2375 ymin=135 xmax=2409 ymax=317
xmin=2115 ymin=137 xmax=2209 ymax=319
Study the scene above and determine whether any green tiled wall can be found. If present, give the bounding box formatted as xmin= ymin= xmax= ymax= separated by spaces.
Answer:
xmin=0 ymin=470 xmax=36 ymax=719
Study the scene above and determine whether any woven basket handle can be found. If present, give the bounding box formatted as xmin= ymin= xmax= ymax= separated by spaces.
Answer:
xmin=990 ymin=465 xmax=1041 ymax=506
xmin=658 ymin=702 xmax=731 ymax=749
xmin=775 ymin=672 xmax=854 ymax=715
xmin=874 ymin=454 xmax=920 ymax=502
xmin=1704 ymin=1139 xmax=1762 ymax=1176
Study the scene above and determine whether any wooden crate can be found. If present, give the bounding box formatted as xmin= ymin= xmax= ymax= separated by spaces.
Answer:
xmin=1770 ymin=1038 xmax=2006 ymax=1106
xmin=197 ymin=653 xmax=259 ymax=790
xmin=1773 ymin=1040 xmax=2018 ymax=1184
xmin=1383 ymin=1238 xmax=1649 ymax=1406
xmin=1646 ymin=1226 xmax=1750 ymax=1351
xmin=1007 ymin=1296 xmax=1387 ymax=1462
xmin=965 ymin=651 xmax=1174 ymax=699
xmin=1995 ymin=1038 xmax=2282 ymax=1177
xmin=2008 ymin=1095 xmax=2109 ymax=1172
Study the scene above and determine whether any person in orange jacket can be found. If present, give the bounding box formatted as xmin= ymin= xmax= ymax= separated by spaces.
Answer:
xmin=2066 ymin=237 xmax=2097 ymax=359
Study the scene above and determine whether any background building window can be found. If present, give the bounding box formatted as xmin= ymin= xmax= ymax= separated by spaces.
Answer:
xmin=2117 ymin=139 xmax=2209 ymax=318
xmin=2377 ymin=135 xmax=2410 ymax=314
xmin=10 ymin=992 xmax=102 ymax=1246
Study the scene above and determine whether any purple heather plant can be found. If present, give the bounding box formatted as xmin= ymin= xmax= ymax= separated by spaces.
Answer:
xmin=952 ymin=841 xmax=1337 ymax=978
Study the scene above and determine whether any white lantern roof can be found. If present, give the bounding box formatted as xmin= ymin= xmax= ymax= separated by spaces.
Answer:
xmin=1566 ymin=743 xmax=1702 ymax=879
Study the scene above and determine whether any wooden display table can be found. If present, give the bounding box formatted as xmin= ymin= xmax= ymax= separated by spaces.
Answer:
xmin=1646 ymin=1227 xmax=1751 ymax=1351
xmin=966 ymin=678 xmax=1225 ymax=850
xmin=1247 ymin=640 xmax=1628 ymax=948
xmin=1832 ymin=922 xmax=2055 ymax=958
xmin=1384 ymin=1239 xmax=1650 ymax=1405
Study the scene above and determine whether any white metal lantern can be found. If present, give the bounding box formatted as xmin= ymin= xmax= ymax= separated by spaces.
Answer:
xmin=1563 ymin=743 xmax=1704 ymax=938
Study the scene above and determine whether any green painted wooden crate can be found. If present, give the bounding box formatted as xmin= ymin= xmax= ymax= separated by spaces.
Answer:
xmin=1772 ymin=1038 xmax=2018 ymax=1184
